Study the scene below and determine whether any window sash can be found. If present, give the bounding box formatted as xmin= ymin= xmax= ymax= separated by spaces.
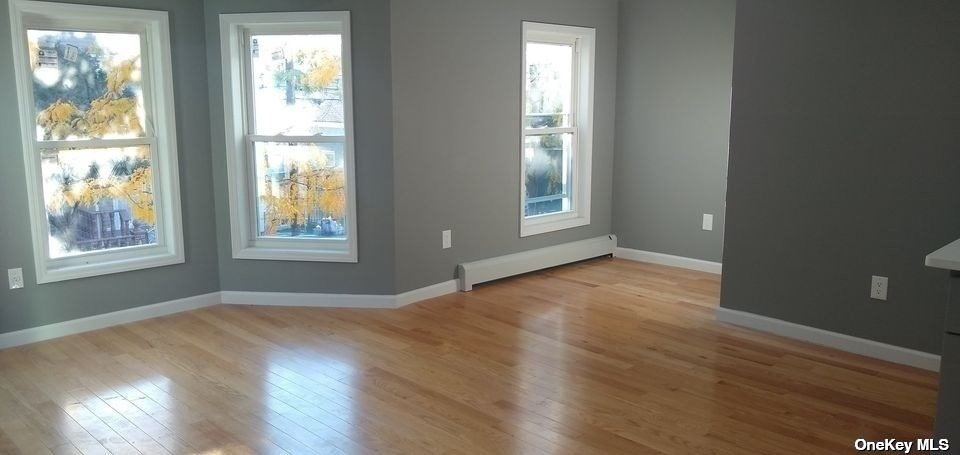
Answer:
xmin=243 ymin=136 xmax=350 ymax=244
xmin=240 ymin=28 xmax=345 ymax=139
xmin=38 ymin=136 xmax=161 ymax=264
xmin=522 ymin=34 xmax=581 ymax=219
xmin=240 ymin=19 xmax=352 ymax=247
xmin=25 ymin=23 xmax=161 ymax=262
xmin=27 ymin=29 xmax=157 ymax=143
xmin=523 ymin=131 xmax=575 ymax=219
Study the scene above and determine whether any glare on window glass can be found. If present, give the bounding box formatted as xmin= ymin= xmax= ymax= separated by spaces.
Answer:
xmin=524 ymin=133 xmax=573 ymax=217
xmin=40 ymin=146 xmax=157 ymax=258
xmin=249 ymin=34 xmax=344 ymax=137
xmin=254 ymin=142 xmax=347 ymax=239
xmin=28 ymin=30 xmax=145 ymax=141
xmin=525 ymin=42 xmax=573 ymax=129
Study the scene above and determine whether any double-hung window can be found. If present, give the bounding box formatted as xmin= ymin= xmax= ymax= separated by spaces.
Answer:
xmin=9 ymin=0 xmax=183 ymax=283
xmin=521 ymin=22 xmax=596 ymax=237
xmin=220 ymin=12 xmax=358 ymax=262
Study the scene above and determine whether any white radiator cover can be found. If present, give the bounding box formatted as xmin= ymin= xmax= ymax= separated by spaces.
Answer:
xmin=457 ymin=234 xmax=617 ymax=291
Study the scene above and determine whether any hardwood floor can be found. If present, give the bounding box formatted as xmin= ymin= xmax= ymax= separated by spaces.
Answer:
xmin=0 ymin=258 xmax=938 ymax=454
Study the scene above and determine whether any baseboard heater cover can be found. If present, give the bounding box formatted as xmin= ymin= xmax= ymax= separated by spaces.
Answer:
xmin=457 ymin=234 xmax=617 ymax=291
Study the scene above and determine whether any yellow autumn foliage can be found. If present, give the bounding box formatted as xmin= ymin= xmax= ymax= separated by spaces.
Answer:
xmin=259 ymin=151 xmax=346 ymax=235
xmin=114 ymin=167 xmax=155 ymax=225
xmin=56 ymin=179 xmax=113 ymax=209
xmin=84 ymin=96 xmax=142 ymax=137
xmin=41 ymin=56 xmax=152 ymax=224
xmin=47 ymin=147 xmax=155 ymax=225
xmin=37 ymin=100 xmax=80 ymax=140
xmin=304 ymin=54 xmax=341 ymax=92
xmin=37 ymin=58 xmax=143 ymax=140
xmin=106 ymin=59 xmax=136 ymax=94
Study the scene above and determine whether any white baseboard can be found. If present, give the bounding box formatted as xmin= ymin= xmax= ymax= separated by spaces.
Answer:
xmin=220 ymin=290 xmax=395 ymax=308
xmin=221 ymin=279 xmax=461 ymax=309
xmin=614 ymin=247 xmax=722 ymax=274
xmin=0 ymin=292 xmax=221 ymax=350
xmin=716 ymin=307 xmax=941 ymax=371
xmin=396 ymin=280 xmax=459 ymax=308
xmin=0 ymin=280 xmax=462 ymax=350
xmin=458 ymin=235 xmax=617 ymax=291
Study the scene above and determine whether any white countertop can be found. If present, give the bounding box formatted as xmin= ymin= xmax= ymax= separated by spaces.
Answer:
xmin=926 ymin=238 xmax=960 ymax=271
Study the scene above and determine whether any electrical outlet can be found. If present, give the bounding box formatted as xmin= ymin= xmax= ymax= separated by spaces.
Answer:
xmin=702 ymin=214 xmax=714 ymax=231
xmin=870 ymin=275 xmax=888 ymax=301
xmin=442 ymin=230 xmax=452 ymax=249
xmin=8 ymin=268 xmax=24 ymax=290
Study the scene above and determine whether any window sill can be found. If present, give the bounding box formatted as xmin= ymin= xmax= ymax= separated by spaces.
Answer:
xmin=520 ymin=213 xmax=590 ymax=237
xmin=233 ymin=246 xmax=358 ymax=263
xmin=39 ymin=249 xmax=185 ymax=284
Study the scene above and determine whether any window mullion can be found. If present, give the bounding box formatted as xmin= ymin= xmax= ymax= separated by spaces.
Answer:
xmin=247 ymin=134 xmax=347 ymax=144
xmin=523 ymin=127 xmax=576 ymax=136
xmin=36 ymin=137 xmax=156 ymax=150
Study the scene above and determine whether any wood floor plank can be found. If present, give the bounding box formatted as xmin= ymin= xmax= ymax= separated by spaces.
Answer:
xmin=0 ymin=258 xmax=938 ymax=454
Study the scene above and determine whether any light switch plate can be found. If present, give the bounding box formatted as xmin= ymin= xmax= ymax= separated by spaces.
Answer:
xmin=8 ymin=268 xmax=24 ymax=290
xmin=702 ymin=214 xmax=714 ymax=231
xmin=442 ymin=230 xmax=452 ymax=249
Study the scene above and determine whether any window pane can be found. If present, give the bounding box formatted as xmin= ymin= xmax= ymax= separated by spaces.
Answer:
xmin=40 ymin=146 xmax=157 ymax=258
xmin=250 ymin=34 xmax=344 ymax=137
xmin=524 ymin=133 xmax=572 ymax=217
xmin=254 ymin=142 xmax=347 ymax=239
xmin=29 ymin=30 xmax=145 ymax=141
xmin=525 ymin=42 xmax=573 ymax=129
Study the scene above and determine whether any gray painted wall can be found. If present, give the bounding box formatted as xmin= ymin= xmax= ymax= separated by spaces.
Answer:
xmin=612 ymin=0 xmax=735 ymax=263
xmin=721 ymin=0 xmax=960 ymax=353
xmin=0 ymin=0 xmax=220 ymax=334
xmin=391 ymin=0 xmax=619 ymax=292
xmin=204 ymin=0 xmax=396 ymax=294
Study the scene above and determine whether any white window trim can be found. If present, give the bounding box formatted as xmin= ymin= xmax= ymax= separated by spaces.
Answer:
xmin=219 ymin=12 xmax=358 ymax=263
xmin=520 ymin=21 xmax=595 ymax=238
xmin=8 ymin=0 xmax=184 ymax=284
